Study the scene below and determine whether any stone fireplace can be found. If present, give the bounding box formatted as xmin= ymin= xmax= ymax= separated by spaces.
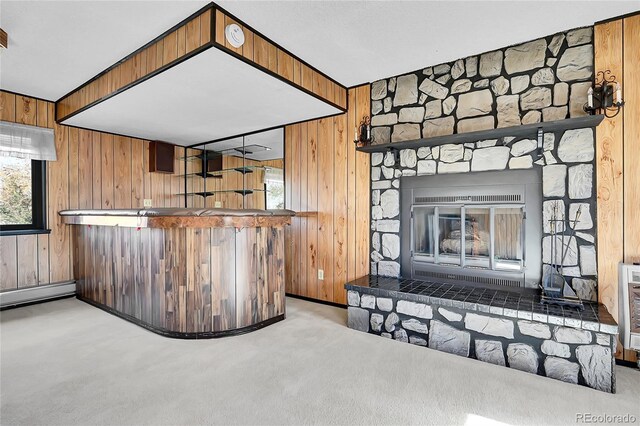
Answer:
xmin=371 ymin=127 xmax=598 ymax=300
xmin=348 ymin=23 xmax=615 ymax=395
xmin=368 ymin=26 xmax=598 ymax=301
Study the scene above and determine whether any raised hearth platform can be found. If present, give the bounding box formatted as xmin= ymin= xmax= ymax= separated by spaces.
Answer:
xmin=345 ymin=275 xmax=618 ymax=392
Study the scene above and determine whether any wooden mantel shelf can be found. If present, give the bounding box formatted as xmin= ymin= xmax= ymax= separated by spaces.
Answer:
xmin=356 ymin=115 xmax=605 ymax=153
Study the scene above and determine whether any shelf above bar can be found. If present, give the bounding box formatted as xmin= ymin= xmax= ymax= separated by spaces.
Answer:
xmin=178 ymin=189 xmax=266 ymax=198
xmin=176 ymin=172 xmax=223 ymax=179
xmin=178 ymin=153 xmax=223 ymax=162
xmin=176 ymin=165 xmax=274 ymax=178
xmin=355 ymin=115 xmax=605 ymax=153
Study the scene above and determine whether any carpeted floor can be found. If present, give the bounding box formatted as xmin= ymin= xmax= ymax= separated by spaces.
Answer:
xmin=1 ymin=297 xmax=639 ymax=426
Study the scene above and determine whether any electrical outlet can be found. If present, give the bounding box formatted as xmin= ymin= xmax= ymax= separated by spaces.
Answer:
xmin=143 ymin=199 xmax=152 ymax=208
xmin=318 ymin=269 xmax=324 ymax=280
xmin=214 ymin=201 xmax=223 ymax=208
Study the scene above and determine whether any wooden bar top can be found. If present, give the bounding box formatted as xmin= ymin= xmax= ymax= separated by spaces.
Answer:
xmin=59 ymin=208 xmax=295 ymax=228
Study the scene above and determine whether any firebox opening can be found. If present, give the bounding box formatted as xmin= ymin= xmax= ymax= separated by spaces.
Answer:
xmin=400 ymin=169 xmax=542 ymax=290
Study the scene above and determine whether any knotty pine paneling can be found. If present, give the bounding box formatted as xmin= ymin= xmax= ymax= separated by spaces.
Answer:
xmin=298 ymin=123 xmax=308 ymax=297
xmin=0 ymin=237 xmax=17 ymax=290
xmin=623 ymin=14 xmax=640 ymax=265
xmin=49 ymin=122 xmax=70 ymax=283
xmin=284 ymin=129 xmax=293 ymax=295
xmin=78 ymin=130 xmax=93 ymax=209
xmin=306 ymin=120 xmax=319 ymax=300
xmin=0 ymin=91 xmax=178 ymax=292
xmin=594 ymin=14 xmax=639 ymax=362
xmin=100 ymin=134 xmax=115 ymax=209
xmin=17 ymin=235 xmax=38 ymax=287
xmin=317 ymin=117 xmax=334 ymax=301
xmin=115 ymin=136 xmax=132 ymax=209
xmin=354 ymin=86 xmax=372 ymax=281
xmin=333 ymin=113 xmax=348 ymax=302
xmin=289 ymin=124 xmax=301 ymax=295
xmin=284 ymin=85 xmax=371 ymax=305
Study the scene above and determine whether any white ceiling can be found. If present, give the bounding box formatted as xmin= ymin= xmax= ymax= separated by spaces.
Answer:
xmin=3 ymin=1 xmax=638 ymax=102
xmin=218 ymin=0 xmax=640 ymax=86
xmin=61 ymin=47 xmax=339 ymax=145
xmin=203 ymin=128 xmax=284 ymax=161
xmin=0 ymin=0 xmax=208 ymax=100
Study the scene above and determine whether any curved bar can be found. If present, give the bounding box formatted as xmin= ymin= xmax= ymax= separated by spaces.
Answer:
xmin=63 ymin=208 xmax=294 ymax=338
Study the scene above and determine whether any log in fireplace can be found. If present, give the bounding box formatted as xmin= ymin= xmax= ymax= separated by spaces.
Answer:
xmin=400 ymin=169 xmax=542 ymax=289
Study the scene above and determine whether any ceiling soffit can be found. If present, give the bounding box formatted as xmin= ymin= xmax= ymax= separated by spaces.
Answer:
xmin=56 ymin=3 xmax=347 ymax=145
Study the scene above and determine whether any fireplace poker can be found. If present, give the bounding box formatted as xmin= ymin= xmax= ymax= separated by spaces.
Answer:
xmin=559 ymin=205 xmax=582 ymax=270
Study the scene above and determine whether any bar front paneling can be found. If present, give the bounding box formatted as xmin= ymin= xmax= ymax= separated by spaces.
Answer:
xmin=63 ymin=208 xmax=293 ymax=338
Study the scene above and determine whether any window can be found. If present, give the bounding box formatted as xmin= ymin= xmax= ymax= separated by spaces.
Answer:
xmin=0 ymin=157 xmax=47 ymax=233
xmin=264 ymin=167 xmax=284 ymax=210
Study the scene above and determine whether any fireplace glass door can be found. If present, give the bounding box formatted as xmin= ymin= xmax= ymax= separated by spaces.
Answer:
xmin=464 ymin=207 xmax=491 ymax=268
xmin=412 ymin=204 xmax=525 ymax=272
xmin=413 ymin=206 xmax=435 ymax=258
xmin=494 ymin=207 xmax=524 ymax=271
xmin=438 ymin=207 xmax=462 ymax=265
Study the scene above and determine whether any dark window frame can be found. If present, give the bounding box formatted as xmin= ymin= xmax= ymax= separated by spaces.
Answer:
xmin=0 ymin=159 xmax=49 ymax=235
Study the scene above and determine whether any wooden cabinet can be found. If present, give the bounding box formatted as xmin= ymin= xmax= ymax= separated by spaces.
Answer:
xmin=149 ymin=141 xmax=175 ymax=173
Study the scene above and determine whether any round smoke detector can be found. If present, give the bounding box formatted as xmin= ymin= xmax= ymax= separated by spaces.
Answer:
xmin=225 ymin=24 xmax=245 ymax=48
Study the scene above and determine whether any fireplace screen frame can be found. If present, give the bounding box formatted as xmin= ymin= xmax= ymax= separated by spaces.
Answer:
xmin=400 ymin=169 xmax=542 ymax=289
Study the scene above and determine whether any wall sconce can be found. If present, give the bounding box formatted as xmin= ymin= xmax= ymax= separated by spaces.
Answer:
xmin=353 ymin=116 xmax=371 ymax=147
xmin=583 ymin=70 xmax=625 ymax=118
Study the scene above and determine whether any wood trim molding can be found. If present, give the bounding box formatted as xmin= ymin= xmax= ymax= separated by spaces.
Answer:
xmin=55 ymin=2 xmax=347 ymax=123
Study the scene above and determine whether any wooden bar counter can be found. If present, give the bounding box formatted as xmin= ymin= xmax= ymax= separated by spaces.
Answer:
xmin=60 ymin=208 xmax=294 ymax=338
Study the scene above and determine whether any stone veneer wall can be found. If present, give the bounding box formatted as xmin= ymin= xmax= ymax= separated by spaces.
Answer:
xmin=368 ymin=26 xmax=599 ymax=299
xmin=347 ymin=290 xmax=616 ymax=392
xmin=370 ymin=27 xmax=594 ymax=143
xmin=370 ymin=127 xmax=598 ymax=300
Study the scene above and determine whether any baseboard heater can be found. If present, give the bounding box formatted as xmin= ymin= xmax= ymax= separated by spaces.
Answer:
xmin=0 ymin=281 xmax=76 ymax=309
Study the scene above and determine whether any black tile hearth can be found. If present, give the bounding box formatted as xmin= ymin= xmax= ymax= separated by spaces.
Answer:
xmin=345 ymin=275 xmax=618 ymax=392
xmin=345 ymin=275 xmax=617 ymax=334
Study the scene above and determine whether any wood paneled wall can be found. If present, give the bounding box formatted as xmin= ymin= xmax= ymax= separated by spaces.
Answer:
xmin=284 ymin=85 xmax=370 ymax=305
xmin=0 ymin=91 xmax=181 ymax=291
xmin=56 ymin=8 xmax=212 ymax=121
xmin=57 ymin=4 xmax=346 ymax=123
xmin=594 ymin=13 xmax=639 ymax=362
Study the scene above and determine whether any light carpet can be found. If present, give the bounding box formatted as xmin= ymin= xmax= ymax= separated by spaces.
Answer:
xmin=1 ymin=297 xmax=639 ymax=425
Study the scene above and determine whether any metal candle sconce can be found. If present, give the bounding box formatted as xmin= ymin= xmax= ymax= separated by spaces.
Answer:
xmin=354 ymin=116 xmax=371 ymax=147
xmin=583 ymin=70 xmax=625 ymax=118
